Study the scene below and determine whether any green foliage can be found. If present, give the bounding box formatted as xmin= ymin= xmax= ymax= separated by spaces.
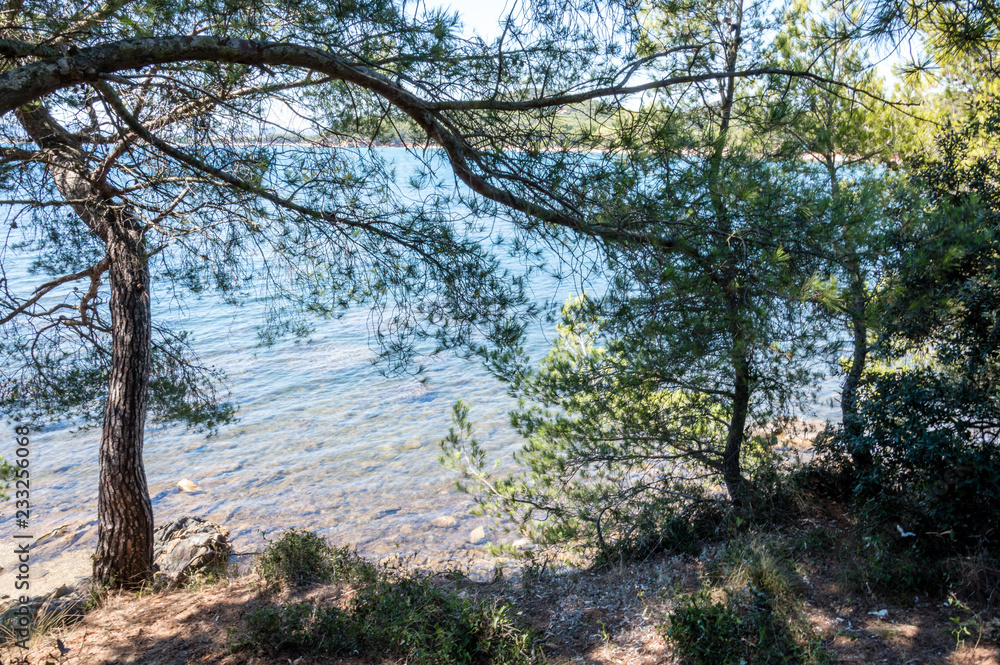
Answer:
xmin=832 ymin=370 xmax=1000 ymax=553
xmin=445 ymin=280 xmax=828 ymax=560
xmin=827 ymin=100 xmax=1000 ymax=558
xmin=254 ymin=530 xmax=376 ymax=588
xmin=232 ymin=555 xmax=540 ymax=664
xmin=883 ymin=101 xmax=1000 ymax=376
xmin=442 ymin=296 xmax=731 ymax=560
xmin=668 ymin=532 xmax=830 ymax=663
xmin=243 ymin=532 xmax=540 ymax=663
xmin=0 ymin=456 xmax=12 ymax=502
xmin=443 ymin=0 xmax=854 ymax=558
xmin=842 ymin=531 xmax=946 ymax=599
xmin=666 ymin=586 xmax=829 ymax=665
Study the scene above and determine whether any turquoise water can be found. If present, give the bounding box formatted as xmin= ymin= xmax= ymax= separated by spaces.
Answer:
xmin=0 ymin=148 xmax=841 ymax=585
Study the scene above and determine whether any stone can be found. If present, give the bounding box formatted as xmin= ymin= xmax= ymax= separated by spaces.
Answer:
xmin=35 ymin=525 xmax=71 ymax=546
xmin=44 ymin=585 xmax=74 ymax=601
xmin=512 ymin=537 xmax=534 ymax=550
xmin=153 ymin=516 xmax=230 ymax=585
xmin=177 ymin=478 xmax=200 ymax=492
xmin=431 ymin=515 xmax=458 ymax=528
xmin=38 ymin=591 xmax=88 ymax=624
xmin=468 ymin=526 xmax=487 ymax=544
xmin=0 ymin=580 xmax=91 ymax=629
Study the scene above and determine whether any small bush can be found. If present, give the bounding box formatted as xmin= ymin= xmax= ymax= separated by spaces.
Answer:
xmin=255 ymin=530 xmax=333 ymax=587
xmin=711 ymin=537 xmax=803 ymax=605
xmin=833 ymin=370 xmax=1000 ymax=556
xmin=843 ymin=531 xmax=1000 ymax=605
xmin=841 ymin=531 xmax=945 ymax=600
xmin=593 ymin=504 xmax=724 ymax=566
xmin=230 ymin=565 xmax=540 ymax=665
xmin=666 ymin=587 xmax=828 ymax=665
xmin=255 ymin=530 xmax=377 ymax=588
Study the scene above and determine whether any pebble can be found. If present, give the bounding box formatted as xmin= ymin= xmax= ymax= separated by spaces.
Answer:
xmin=468 ymin=526 xmax=487 ymax=543
xmin=431 ymin=515 xmax=458 ymax=528
xmin=177 ymin=478 xmax=199 ymax=492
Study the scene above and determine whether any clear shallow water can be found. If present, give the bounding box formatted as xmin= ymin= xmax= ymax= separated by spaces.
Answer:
xmin=0 ymin=148 xmax=843 ymax=590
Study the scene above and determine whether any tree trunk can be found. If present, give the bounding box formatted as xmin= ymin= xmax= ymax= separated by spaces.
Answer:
xmin=92 ymin=223 xmax=154 ymax=588
xmin=827 ymin=158 xmax=872 ymax=471
xmin=723 ymin=348 xmax=751 ymax=505
xmin=713 ymin=1 xmax=751 ymax=507
xmin=841 ymin=284 xmax=873 ymax=471
xmin=15 ymin=102 xmax=156 ymax=587
xmin=15 ymin=101 xmax=156 ymax=587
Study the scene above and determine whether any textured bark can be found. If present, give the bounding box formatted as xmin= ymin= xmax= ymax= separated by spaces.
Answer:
xmin=15 ymin=102 xmax=154 ymax=587
xmin=93 ymin=222 xmax=154 ymax=587
xmin=841 ymin=294 xmax=867 ymax=436
xmin=722 ymin=349 xmax=751 ymax=506
xmin=713 ymin=1 xmax=751 ymax=507
xmin=842 ymin=286 xmax=873 ymax=472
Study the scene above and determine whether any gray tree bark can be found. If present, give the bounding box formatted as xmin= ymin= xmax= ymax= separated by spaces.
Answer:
xmin=15 ymin=103 xmax=155 ymax=587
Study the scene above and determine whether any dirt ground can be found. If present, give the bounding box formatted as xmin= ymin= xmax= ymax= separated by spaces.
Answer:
xmin=2 ymin=526 xmax=998 ymax=665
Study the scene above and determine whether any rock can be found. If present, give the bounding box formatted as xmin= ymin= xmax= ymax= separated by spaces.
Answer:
xmin=468 ymin=526 xmax=487 ymax=544
xmin=0 ymin=580 xmax=91 ymax=629
xmin=177 ymin=478 xmax=200 ymax=492
xmin=431 ymin=515 xmax=458 ymax=528
xmin=153 ymin=516 xmax=230 ymax=585
xmin=38 ymin=591 xmax=88 ymax=624
xmin=35 ymin=525 xmax=71 ymax=546
xmin=44 ymin=585 xmax=74 ymax=601
xmin=512 ymin=537 xmax=534 ymax=550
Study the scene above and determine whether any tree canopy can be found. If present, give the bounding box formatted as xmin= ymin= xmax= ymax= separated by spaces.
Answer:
xmin=4 ymin=0 xmax=996 ymax=584
xmin=0 ymin=0 xmax=855 ymax=586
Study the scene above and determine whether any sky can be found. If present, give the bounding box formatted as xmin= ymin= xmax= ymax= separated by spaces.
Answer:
xmin=427 ymin=0 xmax=512 ymax=39
xmin=429 ymin=0 xmax=910 ymax=83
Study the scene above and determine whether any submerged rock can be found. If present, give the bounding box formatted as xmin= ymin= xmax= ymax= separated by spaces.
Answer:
xmin=153 ymin=516 xmax=230 ymax=585
xmin=431 ymin=515 xmax=458 ymax=529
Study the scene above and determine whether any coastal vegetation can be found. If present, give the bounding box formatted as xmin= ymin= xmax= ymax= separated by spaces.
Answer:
xmin=1 ymin=0 xmax=999 ymax=662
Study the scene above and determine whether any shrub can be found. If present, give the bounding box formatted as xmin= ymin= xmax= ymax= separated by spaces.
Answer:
xmin=0 ymin=456 xmax=12 ymax=501
xmin=255 ymin=530 xmax=334 ymax=587
xmin=255 ymin=530 xmax=377 ymax=588
xmin=842 ymin=531 xmax=945 ymax=599
xmin=710 ymin=536 xmax=803 ymax=605
xmin=666 ymin=587 xmax=828 ymax=665
xmin=230 ymin=565 xmax=540 ymax=664
xmin=831 ymin=370 xmax=1000 ymax=556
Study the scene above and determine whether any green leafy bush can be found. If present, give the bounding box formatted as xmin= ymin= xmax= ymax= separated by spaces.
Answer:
xmin=255 ymin=530 xmax=376 ymax=588
xmin=0 ymin=457 xmax=12 ymax=501
xmin=231 ymin=566 xmax=540 ymax=664
xmin=831 ymin=370 xmax=1000 ymax=555
xmin=832 ymin=100 xmax=1000 ymax=562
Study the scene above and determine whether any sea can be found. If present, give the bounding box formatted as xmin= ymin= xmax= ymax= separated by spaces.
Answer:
xmin=0 ymin=147 xmax=841 ymax=592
